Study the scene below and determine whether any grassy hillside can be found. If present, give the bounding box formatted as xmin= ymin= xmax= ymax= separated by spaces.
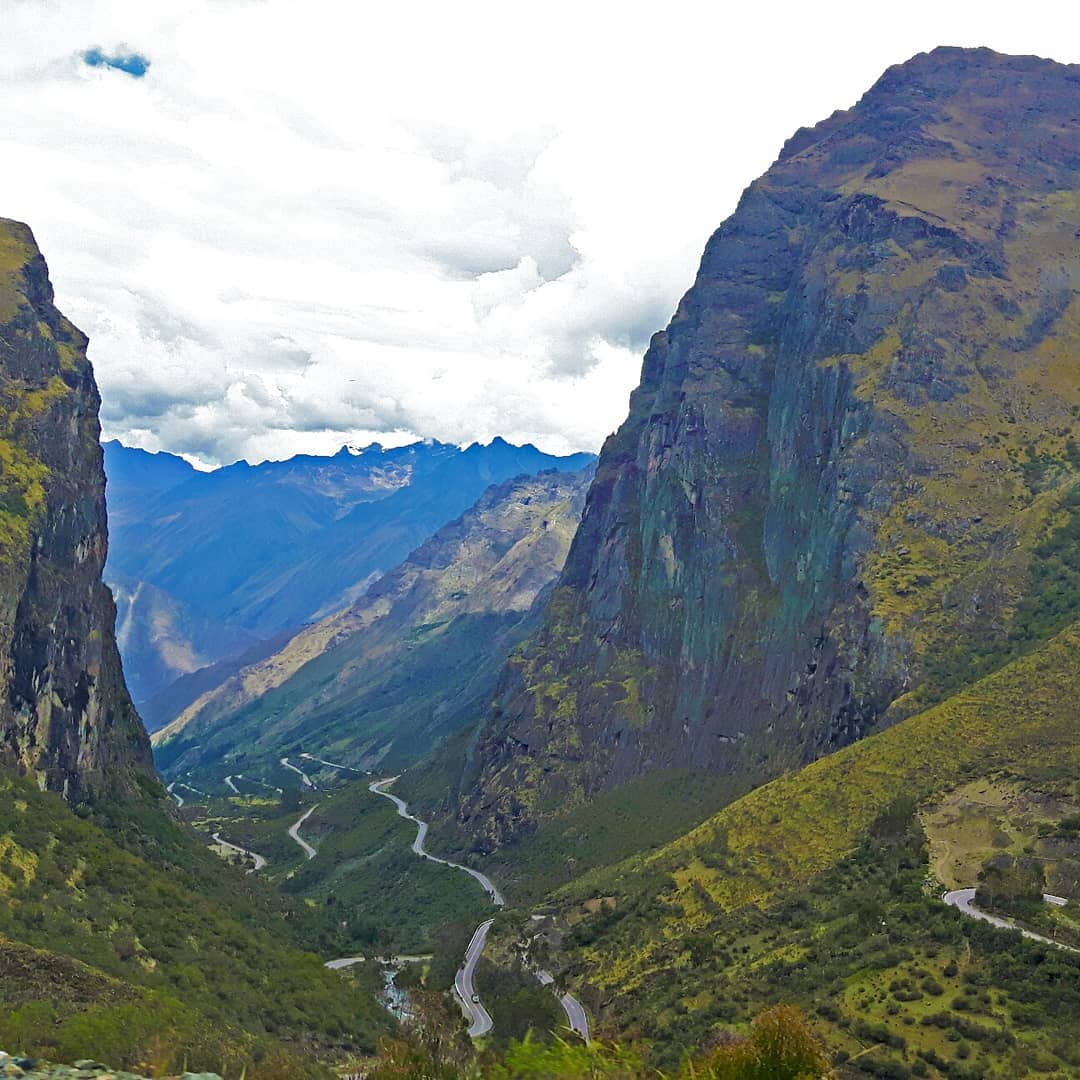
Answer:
xmin=0 ymin=768 xmax=389 ymax=1076
xmin=549 ymin=619 xmax=1080 ymax=1076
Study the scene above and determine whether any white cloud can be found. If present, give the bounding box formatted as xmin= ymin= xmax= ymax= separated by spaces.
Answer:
xmin=1 ymin=0 xmax=1077 ymax=464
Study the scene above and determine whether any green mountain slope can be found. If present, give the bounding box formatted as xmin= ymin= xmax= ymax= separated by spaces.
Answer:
xmin=463 ymin=47 xmax=1080 ymax=844
xmin=153 ymin=468 xmax=592 ymax=784
xmin=0 ymin=218 xmax=386 ymax=1076
xmin=551 ymin=618 xmax=1080 ymax=1074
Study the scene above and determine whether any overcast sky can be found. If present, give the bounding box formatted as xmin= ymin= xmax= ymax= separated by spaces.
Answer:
xmin=2 ymin=1 xmax=1077 ymax=466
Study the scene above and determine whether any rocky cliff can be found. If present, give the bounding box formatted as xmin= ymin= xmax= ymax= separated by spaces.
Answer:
xmin=463 ymin=47 xmax=1080 ymax=842
xmin=0 ymin=219 xmax=153 ymax=803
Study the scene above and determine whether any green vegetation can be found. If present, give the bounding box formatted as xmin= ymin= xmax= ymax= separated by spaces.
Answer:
xmin=540 ymin=619 xmax=1080 ymax=1075
xmin=0 ymin=770 xmax=388 ymax=1076
xmin=560 ymin=801 xmax=1080 ymax=1076
xmin=920 ymin=483 xmax=1080 ymax=702
xmin=284 ymin=779 xmax=490 ymax=954
xmin=418 ymin=769 xmax=745 ymax=906
xmin=365 ymin=1003 xmax=829 ymax=1078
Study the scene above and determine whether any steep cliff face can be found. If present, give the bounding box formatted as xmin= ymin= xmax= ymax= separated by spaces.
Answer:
xmin=0 ymin=219 xmax=153 ymax=803
xmin=153 ymin=467 xmax=592 ymax=780
xmin=464 ymin=48 xmax=1080 ymax=841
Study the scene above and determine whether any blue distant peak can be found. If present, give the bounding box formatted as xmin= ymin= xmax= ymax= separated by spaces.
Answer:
xmin=82 ymin=47 xmax=150 ymax=78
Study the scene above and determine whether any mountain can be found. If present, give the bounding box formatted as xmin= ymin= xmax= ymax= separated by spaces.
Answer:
xmin=152 ymin=466 xmax=593 ymax=781
xmin=546 ymin=615 xmax=1080 ymax=1074
xmin=0 ymin=218 xmax=386 ymax=1075
xmin=105 ymin=437 xmax=594 ymax=702
xmin=0 ymin=219 xmax=152 ymax=803
xmin=102 ymin=440 xmax=195 ymax=512
xmin=462 ymin=46 xmax=1080 ymax=845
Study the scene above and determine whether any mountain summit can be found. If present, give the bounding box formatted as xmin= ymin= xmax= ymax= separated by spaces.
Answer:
xmin=463 ymin=47 xmax=1080 ymax=842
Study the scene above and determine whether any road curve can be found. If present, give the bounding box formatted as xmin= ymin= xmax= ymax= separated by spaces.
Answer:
xmin=224 ymin=775 xmax=241 ymax=795
xmin=943 ymin=888 xmax=1078 ymax=952
xmin=536 ymin=968 xmax=590 ymax=1041
xmin=369 ymin=777 xmax=504 ymax=1036
xmin=166 ymin=782 xmax=183 ymax=808
xmin=280 ymin=756 xmax=316 ymax=789
xmin=300 ymin=752 xmax=361 ymax=773
xmin=211 ymin=831 xmax=268 ymax=872
xmin=369 ymin=777 xmax=505 ymax=905
xmin=454 ymin=919 xmax=495 ymax=1037
xmin=288 ymin=805 xmax=319 ymax=860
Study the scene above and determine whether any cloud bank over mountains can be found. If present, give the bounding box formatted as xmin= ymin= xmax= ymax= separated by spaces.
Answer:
xmin=1 ymin=0 xmax=1075 ymax=465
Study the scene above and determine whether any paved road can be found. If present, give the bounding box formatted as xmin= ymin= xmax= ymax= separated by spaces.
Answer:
xmin=280 ymin=756 xmax=316 ymax=789
xmin=454 ymin=919 xmax=496 ymax=1037
xmin=536 ymin=968 xmax=590 ymax=1041
xmin=224 ymin=775 xmax=241 ymax=795
xmin=943 ymin=888 xmax=1078 ymax=952
xmin=167 ymin=781 xmax=206 ymax=807
xmin=367 ymin=776 xmax=590 ymax=1039
xmin=211 ymin=831 xmax=268 ymax=872
xmin=369 ymin=777 xmax=503 ymax=1036
xmin=288 ymin=805 xmax=319 ymax=860
xmin=369 ymin=778 xmax=505 ymax=905
xmin=300 ymin=752 xmax=361 ymax=773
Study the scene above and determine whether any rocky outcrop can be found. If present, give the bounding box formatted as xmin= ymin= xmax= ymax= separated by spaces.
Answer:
xmin=0 ymin=219 xmax=153 ymax=803
xmin=463 ymin=48 xmax=1080 ymax=843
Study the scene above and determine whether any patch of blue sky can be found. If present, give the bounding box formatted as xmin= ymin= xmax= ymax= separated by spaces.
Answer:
xmin=82 ymin=47 xmax=149 ymax=78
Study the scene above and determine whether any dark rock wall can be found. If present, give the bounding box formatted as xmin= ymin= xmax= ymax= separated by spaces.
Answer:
xmin=0 ymin=218 xmax=154 ymax=803
xmin=463 ymin=48 xmax=1080 ymax=842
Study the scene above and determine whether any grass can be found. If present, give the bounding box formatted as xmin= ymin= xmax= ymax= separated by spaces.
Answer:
xmin=0 ymin=768 xmax=390 ymax=1075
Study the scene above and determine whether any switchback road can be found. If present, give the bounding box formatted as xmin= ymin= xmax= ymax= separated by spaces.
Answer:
xmin=943 ymin=888 xmax=1078 ymax=952
xmin=211 ymin=831 xmax=268 ymax=872
xmin=288 ymin=804 xmax=318 ymax=860
xmin=367 ymin=776 xmax=590 ymax=1041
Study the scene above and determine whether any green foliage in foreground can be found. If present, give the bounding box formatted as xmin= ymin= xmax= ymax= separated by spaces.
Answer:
xmin=366 ymin=1003 xmax=830 ymax=1079
xmin=0 ymin=770 xmax=388 ymax=1076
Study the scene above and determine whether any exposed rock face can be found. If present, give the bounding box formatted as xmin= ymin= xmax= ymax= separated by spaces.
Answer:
xmin=153 ymin=467 xmax=592 ymax=777
xmin=463 ymin=48 xmax=1080 ymax=842
xmin=0 ymin=219 xmax=153 ymax=803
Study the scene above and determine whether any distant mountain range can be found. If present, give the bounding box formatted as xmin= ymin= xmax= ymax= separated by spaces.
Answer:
xmin=153 ymin=466 xmax=593 ymax=779
xmin=103 ymin=438 xmax=594 ymax=708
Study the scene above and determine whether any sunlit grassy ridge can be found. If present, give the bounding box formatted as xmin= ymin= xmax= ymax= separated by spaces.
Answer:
xmin=565 ymin=618 xmax=1080 ymax=986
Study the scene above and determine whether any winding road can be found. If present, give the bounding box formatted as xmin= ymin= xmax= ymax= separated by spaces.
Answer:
xmin=167 ymin=781 xmax=206 ymax=807
xmin=288 ymin=804 xmax=319 ymax=860
xmin=943 ymin=888 xmax=1078 ymax=952
xmin=368 ymin=776 xmax=589 ymax=1041
xmin=280 ymin=756 xmax=316 ymax=789
xmin=454 ymin=920 xmax=496 ymax=1037
xmin=300 ymin=752 xmax=361 ymax=773
xmin=536 ymin=968 xmax=591 ymax=1041
xmin=370 ymin=777 xmax=506 ymax=904
xmin=211 ymin=831 xmax=268 ymax=872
